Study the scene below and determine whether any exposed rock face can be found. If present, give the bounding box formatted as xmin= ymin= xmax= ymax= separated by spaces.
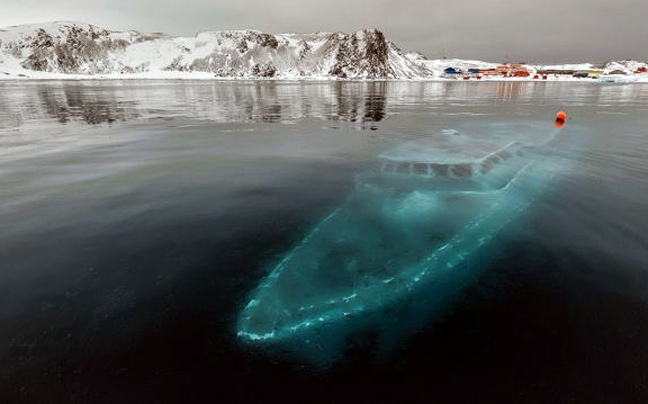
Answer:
xmin=0 ymin=21 xmax=435 ymax=79
xmin=251 ymin=62 xmax=276 ymax=77
xmin=326 ymin=30 xmax=393 ymax=78
xmin=16 ymin=24 xmax=127 ymax=74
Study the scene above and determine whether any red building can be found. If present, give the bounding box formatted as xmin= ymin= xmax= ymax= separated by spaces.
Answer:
xmin=512 ymin=70 xmax=531 ymax=77
xmin=495 ymin=64 xmax=531 ymax=77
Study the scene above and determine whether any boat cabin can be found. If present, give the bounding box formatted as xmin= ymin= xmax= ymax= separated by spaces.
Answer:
xmin=377 ymin=129 xmax=521 ymax=180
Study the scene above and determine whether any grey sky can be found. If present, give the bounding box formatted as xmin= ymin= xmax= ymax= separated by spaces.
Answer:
xmin=0 ymin=0 xmax=646 ymax=63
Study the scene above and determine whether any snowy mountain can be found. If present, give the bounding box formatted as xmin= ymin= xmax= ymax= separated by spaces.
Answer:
xmin=0 ymin=21 xmax=434 ymax=79
xmin=0 ymin=21 xmax=645 ymax=80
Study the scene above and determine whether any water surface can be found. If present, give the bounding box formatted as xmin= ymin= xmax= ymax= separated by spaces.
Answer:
xmin=1 ymin=80 xmax=648 ymax=403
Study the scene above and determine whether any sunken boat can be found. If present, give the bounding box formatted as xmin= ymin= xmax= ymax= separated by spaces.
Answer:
xmin=237 ymin=121 xmax=577 ymax=362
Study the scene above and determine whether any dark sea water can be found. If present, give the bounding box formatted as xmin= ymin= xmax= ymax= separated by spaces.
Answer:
xmin=0 ymin=80 xmax=647 ymax=403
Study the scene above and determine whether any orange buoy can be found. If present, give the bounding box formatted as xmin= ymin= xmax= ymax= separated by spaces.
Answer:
xmin=554 ymin=111 xmax=567 ymax=128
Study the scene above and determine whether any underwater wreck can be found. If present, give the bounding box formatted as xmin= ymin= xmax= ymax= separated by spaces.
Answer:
xmin=237 ymin=120 xmax=578 ymax=364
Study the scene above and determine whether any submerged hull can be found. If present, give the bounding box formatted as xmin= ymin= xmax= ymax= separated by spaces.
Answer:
xmin=237 ymin=121 xmax=578 ymax=363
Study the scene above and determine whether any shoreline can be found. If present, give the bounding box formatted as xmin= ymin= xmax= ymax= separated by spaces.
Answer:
xmin=1 ymin=74 xmax=647 ymax=83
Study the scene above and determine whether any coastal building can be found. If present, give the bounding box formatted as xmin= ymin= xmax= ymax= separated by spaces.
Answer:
xmin=496 ymin=65 xmax=511 ymax=76
xmin=479 ymin=68 xmax=499 ymax=77
xmin=494 ymin=64 xmax=531 ymax=77
xmin=443 ymin=67 xmax=460 ymax=78
xmin=537 ymin=69 xmax=576 ymax=76
xmin=463 ymin=68 xmax=480 ymax=79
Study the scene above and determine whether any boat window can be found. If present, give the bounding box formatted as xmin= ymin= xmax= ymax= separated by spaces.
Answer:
xmin=429 ymin=164 xmax=449 ymax=177
xmin=498 ymin=150 xmax=512 ymax=160
xmin=395 ymin=162 xmax=410 ymax=174
xmin=382 ymin=161 xmax=396 ymax=173
xmin=451 ymin=164 xmax=473 ymax=177
xmin=485 ymin=155 xmax=500 ymax=166
xmin=412 ymin=163 xmax=428 ymax=175
xmin=481 ymin=160 xmax=493 ymax=174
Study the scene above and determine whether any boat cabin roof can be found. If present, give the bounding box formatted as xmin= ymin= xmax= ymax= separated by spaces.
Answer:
xmin=379 ymin=123 xmax=553 ymax=165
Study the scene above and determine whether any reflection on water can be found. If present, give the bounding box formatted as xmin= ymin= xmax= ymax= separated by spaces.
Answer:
xmin=36 ymin=86 xmax=141 ymax=125
xmin=0 ymin=81 xmax=390 ymax=130
xmin=1 ymin=81 xmax=647 ymax=132
xmin=495 ymin=81 xmax=524 ymax=102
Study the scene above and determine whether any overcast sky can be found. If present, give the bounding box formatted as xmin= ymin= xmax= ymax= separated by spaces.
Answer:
xmin=0 ymin=0 xmax=646 ymax=63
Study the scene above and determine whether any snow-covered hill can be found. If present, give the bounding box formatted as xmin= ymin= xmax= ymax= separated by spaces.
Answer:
xmin=410 ymin=56 xmax=500 ymax=72
xmin=0 ymin=21 xmax=434 ymax=79
xmin=0 ymin=21 xmax=645 ymax=80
